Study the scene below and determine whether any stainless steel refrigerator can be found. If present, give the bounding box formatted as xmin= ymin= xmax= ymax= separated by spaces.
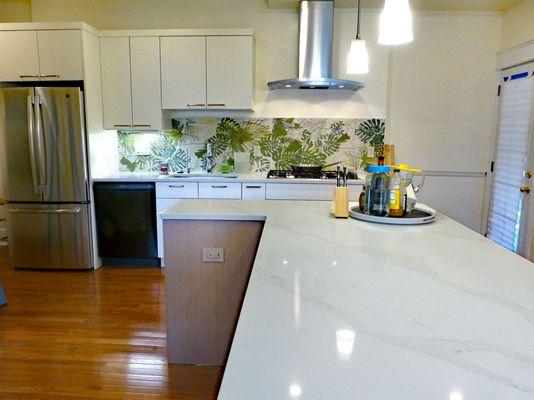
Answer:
xmin=0 ymin=85 xmax=93 ymax=269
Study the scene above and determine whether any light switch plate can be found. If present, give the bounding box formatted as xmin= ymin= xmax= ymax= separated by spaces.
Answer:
xmin=202 ymin=248 xmax=224 ymax=263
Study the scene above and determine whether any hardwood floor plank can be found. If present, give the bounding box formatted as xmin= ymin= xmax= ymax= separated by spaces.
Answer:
xmin=0 ymin=248 xmax=222 ymax=399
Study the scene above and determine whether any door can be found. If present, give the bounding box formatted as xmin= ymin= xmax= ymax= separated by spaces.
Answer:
xmin=35 ymin=87 xmax=89 ymax=203
xmin=130 ymin=37 xmax=162 ymax=130
xmin=486 ymin=62 xmax=534 ymax=257
xmin=37 ymin=30 xmax=83 ymax=81
xmin=0 ymin=87 xmax=42 ymax=202
xmin=0 ymin=31 xmax=39 ymax=81
xmin=161 ymin=36 xmax=206 ymax=109
xmin=6 ymin=203 xmax=92 ymax=269
xmin=206 ymin=36 xmax=253 ymax=110
xmin=100 ymin=37 xmax=132 ymax=129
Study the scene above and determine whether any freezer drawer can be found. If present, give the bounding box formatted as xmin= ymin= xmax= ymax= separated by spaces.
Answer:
xmin=7 ymin=203 xmax=92 ymax=269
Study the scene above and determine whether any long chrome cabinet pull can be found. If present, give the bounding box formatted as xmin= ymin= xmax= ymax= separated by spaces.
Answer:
xmin=113 ymin=124 xmax=132 ymax=128
xmin=245 ymin=185 xmax=262 ymax=189
xmin=27 ymin=95 xmax=40 ymax=195
xmin=168 ymin=185 xmax=185 ymax=188
xmin=207 ymin=103 xmax=226 ymax=107
xmin=132 ymin=124 xmax=151 ymax=128
xmin=9 ymin=207 xmax=81 ymax=215
xmin=211 ymin=185 xmax=228 ymax=189
xmin=40 ymin=74 xmax=60 ymax=78
xmin=20 ymin=75 xmax=39 ymax=79
xmin=34 ymin=95 xmax=47 ymax=195
xmin=187 ymin=103 xmax=205 ymax=107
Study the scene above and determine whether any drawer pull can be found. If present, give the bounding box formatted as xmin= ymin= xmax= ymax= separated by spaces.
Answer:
xmin=187 ymin=103 xmax=205 ymax=107
xmin=113 ymin=124 xmax=132 ymax=128
xmin=168 ymin=185 xmax=185 ymax=188
xmin=207 ymin=103 xmax=226 ymax=107
xmin=132 ymin=124 xmax=151 ymax=128
xmin=211 ymin=185 xmax=228 ymax=189
xmin=40 ymin=74 xmax=60 ymax=78
xmin=245 ymin=185 xmax=262 ymax=189
xmin=20 ymin=75 xmax=39 ymax=79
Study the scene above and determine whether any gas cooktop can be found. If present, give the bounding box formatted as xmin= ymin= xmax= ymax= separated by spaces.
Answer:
xmin=267 ymin=170 xmax=358 ymax=180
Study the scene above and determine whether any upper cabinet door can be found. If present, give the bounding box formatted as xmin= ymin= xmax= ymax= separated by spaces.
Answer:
xmin=206 ymin=36 xmax=253 ymax=110
xmin=37 ymin=30 xmax=83 ymax=81
xmin=130 ymin=37 xmax=162 ymax=130
xmin=100 ymin=37 xmax=132 ymax=130
xmin=0 ymin=31 xmax=39 ymax=81
xmin=161 ymin=36 xmax=206 ymax=110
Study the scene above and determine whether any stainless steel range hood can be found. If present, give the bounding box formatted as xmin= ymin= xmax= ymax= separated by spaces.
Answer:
xmin=268 ymin=0 xmax=364 ymax=91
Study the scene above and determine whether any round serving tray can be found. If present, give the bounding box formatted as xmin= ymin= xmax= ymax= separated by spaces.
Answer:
xmin=349 ymin=206 xmax=436 ymax=225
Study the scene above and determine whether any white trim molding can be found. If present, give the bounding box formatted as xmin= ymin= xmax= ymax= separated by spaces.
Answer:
xmin=497 ymin=39 xmax=534 ymax=70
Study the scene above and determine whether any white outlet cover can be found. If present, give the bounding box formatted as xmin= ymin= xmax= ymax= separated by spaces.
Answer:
xmin=202 ymin=248 xmax=224 ymax=263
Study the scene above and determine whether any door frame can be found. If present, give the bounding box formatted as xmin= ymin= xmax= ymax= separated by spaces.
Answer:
xmin=483 ymin=61 xmax=534 ymax=258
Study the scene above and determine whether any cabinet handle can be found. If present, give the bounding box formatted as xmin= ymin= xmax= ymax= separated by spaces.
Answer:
xmin=113 ymin=124 xmax=132 ymax=128
xmin=169 ymin=185 xmax=185 ymax=188
xmin=211 ymin=185 xmax=228 ymax=189
xmin=207 ymin=103 xmax=226 ymax=107
xmin=20 ymin=75 xmax=40 ymax=79
xmin=187 ymin=103 xmax=206 ymax=107
xmin=40 ymin=74 xmax=60 ymax=78
xmin=132 ymin=124 xmax=151 ymax=128
xmin=245 ymin=185 xmax=262 ymax=189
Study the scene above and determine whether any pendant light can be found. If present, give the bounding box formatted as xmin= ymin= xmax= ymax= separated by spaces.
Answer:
xmin=346 ymin=0 xmax=369 ymax=74
xmin=378 ymin=0 xmax=414 ymax=45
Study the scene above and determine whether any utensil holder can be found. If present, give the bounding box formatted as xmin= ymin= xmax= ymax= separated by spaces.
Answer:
xmin=333 ymin=187 xmax=349 ymax=218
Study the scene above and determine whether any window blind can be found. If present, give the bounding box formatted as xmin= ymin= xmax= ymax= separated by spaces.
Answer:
xmin=487 ymin=69 xmax=534 ymax=252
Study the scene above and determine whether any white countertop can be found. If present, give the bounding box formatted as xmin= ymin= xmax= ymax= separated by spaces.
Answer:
xmin=161 ymin=200 xmax=534 ymax=400
xmin=91 ymin=172 xmax=364 ymax=185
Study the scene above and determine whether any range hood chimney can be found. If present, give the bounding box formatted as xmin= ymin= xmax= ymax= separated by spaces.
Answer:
xmin=268 ymin=0 xmax=364 ymax=91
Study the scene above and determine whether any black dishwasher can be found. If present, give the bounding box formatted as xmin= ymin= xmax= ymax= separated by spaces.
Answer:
xmin=93 ymin=182 xmax=159 ymax=266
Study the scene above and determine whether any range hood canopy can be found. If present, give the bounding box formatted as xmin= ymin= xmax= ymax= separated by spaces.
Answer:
xmin=268 ymin=0 xmax=364 ymax=91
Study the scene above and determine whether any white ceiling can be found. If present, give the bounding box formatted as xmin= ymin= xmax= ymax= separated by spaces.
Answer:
xmin=266 ymin=0 xmax=522 ymax=12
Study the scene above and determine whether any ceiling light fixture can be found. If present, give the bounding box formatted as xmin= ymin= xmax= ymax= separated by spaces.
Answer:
xmin=346 ymin=0 xmax=369 ymax=74
xmin=378 ymin=0 xmax=414 ymax=45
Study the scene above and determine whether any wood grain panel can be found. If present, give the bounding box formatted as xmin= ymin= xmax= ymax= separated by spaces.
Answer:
xmin=163 ymin=220 xmax=263 ymax=365
xmin=0 ymin=248 xmax=222 ymax=399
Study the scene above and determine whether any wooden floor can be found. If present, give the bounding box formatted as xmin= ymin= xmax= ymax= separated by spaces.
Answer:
xmin=0 ymin=248 xmax=222 ymax=399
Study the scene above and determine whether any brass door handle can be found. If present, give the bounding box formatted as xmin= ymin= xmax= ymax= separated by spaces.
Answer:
xmin=526 ymin=171 xmax=532 ymax=179
xmin=520 ymin=186 xmax=530 ymax=194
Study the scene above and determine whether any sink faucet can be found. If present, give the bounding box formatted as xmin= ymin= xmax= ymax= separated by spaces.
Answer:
xmin=204 ymin=143 xmax=216 ymax=173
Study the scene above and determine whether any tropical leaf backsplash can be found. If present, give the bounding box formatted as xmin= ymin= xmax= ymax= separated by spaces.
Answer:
xmin=118 ymin=118 xmax=385 ymax=173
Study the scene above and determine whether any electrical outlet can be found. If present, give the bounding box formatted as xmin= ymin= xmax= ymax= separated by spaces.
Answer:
xmin=202 ymin=248 xmax=224 ymax=263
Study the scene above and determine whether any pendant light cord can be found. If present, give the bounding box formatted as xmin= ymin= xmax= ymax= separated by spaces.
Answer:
xmin=356 ymin=0 xmax=362 ymax=39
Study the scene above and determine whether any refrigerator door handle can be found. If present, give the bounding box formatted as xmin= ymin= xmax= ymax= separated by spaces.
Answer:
xmin=27 ymin=95 xmax=40 ymax=195
xmin=34 ymin=95 xmax=48 ymax=195
xmin=8 ymin=207 xmax=81 ymax=215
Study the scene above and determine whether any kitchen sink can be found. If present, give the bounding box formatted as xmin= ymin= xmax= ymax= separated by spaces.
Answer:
xmin=169 ymin=174 xmax=238 ymax=179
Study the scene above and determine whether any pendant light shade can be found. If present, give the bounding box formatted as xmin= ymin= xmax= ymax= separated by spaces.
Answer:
xmin=378 ymin=0 xmax=414 ymax=45
xmin=346 ymin=0 xmax=369 ymax=74
xmin=346 ymin=39 xmax=369 ymax=74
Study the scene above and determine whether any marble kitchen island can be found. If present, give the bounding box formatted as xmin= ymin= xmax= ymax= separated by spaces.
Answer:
xmin=161 ymin=200 xmax=534 ymax=400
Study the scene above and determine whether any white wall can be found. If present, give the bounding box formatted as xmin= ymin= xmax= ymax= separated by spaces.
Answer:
xmin=501 ymin=0 xmax=534 ymax=50
xmin=0 ymin=1 xmax=31 ymax=22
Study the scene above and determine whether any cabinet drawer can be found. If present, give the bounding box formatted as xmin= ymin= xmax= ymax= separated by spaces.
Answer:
xmin=199 ymin=182 xmax=242 ymax=199
xmin=242 ymin=183 xmax=266 ymax=200
xmin=156 ymin=182 xmax=199 ymax=199
xmin=266 ymin=183 xmax=362 ymax=201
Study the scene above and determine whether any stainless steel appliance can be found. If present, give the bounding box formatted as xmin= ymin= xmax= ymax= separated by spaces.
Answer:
xmin=0 ymin=85 xmax=93 ymax=269
xmin=267 ymin=0 xmax=364 ymax=91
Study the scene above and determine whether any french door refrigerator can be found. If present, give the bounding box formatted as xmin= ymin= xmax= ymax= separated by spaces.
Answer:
xmin=0 ymin=85 xmax=93 ymax=269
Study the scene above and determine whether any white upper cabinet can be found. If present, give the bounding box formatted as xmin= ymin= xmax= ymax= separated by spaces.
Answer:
xmin=0 ymin=31 xmax=40 ymax=81
xmin=130 ymin=37 xmax=162 ymax=130
xmin=101 ymin=36 xmax=162 ymax=130
xmin=37 ymin=30 xmax=83 ymax=80
xmin=161 ymin=36 xmax=206 ymax=110
xmin=100 ymin=37 xmax=132 ymax=130
xmin=0 ymin=30 xmax=83 ymax=82
xmin=207 ymin=36 xmax=253 ymax=110
xmin=161 ymin=35 xmax=253 ymax=110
